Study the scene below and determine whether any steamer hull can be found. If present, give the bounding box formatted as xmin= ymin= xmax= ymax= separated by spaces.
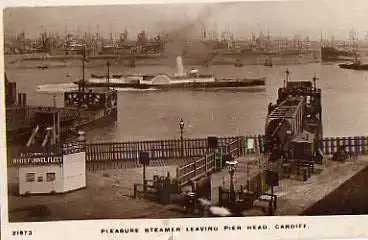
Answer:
xmin=75 ymin=77 xmax=266 ymax=89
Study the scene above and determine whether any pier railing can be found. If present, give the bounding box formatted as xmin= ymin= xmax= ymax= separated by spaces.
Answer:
xmin=176 ymin=152 xmax=216 ymax=188
xmin=8 ymin=135 xmax=368 ymax=168
xmin=320 ymin=136 xmax=368 ymax=156
xmin=83 ymin=135 xmax=368 ymax=167
xmin=175 ymin=137 xmax=243 ymax=188
xmin=85 ymin=136 xmax=241 ymax=162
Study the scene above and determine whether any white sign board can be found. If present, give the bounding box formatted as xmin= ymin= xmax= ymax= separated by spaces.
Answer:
xmin=247 ymin=138 xmax=254 ymax=149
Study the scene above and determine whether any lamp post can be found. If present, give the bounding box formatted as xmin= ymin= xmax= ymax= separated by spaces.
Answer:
xmin=226 ymin=159 xmax=238 ymax=205
xmin=284 ymin=68 xmax=290 ymax=88
xmin=179 ymin=118 xmax=184 ymax=157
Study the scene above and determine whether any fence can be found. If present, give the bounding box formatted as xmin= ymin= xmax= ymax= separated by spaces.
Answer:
xmin=320 ymin=136 xmax=368 ymax=155
xmin=240 ymin=135 xmax=368 ymax=156
xmin=85 ymin=136 xmax=241 ymax=162
xmin=176 ymin=152 xmax=216 ymax=188
xmin=176 ymin=137 xmax=243 ymax=188
xmin=9 ymin=135 xmax=368 ymax=168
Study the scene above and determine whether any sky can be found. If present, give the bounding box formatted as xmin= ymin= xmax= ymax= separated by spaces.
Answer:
xmin=3 ymin=0 xmax=368 ymax=40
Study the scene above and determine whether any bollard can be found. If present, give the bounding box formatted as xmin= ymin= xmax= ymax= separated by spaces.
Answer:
xmin=268 ymin=199 xmax=274 ymax=216
xmin=273 ymin=195 xmax=277 ymax=210
xmin=184 ymin=192 xmax=196 ymax=213
xmin=306 ymin=166 xmax=311 ymax=178
xmin=191 ymin=180 xmax=197 ymax=193
xmin=303 ymin=168 xmax=308 ymax=181
xmin=218 ymin=186 xmax=223 ymax=207
xmin=133 ymin=184 xmax=137 ymax=199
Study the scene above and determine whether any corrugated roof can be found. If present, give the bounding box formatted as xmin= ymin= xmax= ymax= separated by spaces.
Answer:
xmin=268 ymin=97 xmax=303 ymax=119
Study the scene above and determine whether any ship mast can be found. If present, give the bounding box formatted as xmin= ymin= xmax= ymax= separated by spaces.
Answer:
xmin=106 ymin=60 xmax=110 ymax=91
xmin=82 ymin=45 xmax=86 ymax=94
xmin=77 ymin=45 xmax=86 ymax=109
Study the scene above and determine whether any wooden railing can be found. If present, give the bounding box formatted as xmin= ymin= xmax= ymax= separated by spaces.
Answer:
xmin=85 ymin=136 xmax=240 ymax=162
xmin=176 ymin=137 xmax=243 ymax=188
xmin=222 ymin=137 xmax=244 ymax=157
xmin=176 ymin=152 xmax=216 ymax=188
xmin=8 ymin=135 xmax=368 ymax=168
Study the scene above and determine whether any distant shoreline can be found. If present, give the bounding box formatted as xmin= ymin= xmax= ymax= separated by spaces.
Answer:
xmin=4 ymin=53 xmax=321 ymax=70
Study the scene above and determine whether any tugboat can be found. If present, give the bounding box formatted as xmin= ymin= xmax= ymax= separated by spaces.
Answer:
xmin=339 ymin=54 xmax=368 ymax=70
xmin=37 ymin=64 xmax=49 ymax=69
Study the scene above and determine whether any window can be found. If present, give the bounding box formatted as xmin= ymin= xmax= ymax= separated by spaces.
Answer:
xmin=46 ymin=173 xmax=56 ymax=182
xmin=37 ymin=176 xmax=43 ymax=182
xmin=26 ymin=173 xmax=35 ymax=182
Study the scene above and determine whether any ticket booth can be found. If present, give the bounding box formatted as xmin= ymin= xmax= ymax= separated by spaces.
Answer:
xmin=12 ymin=141 xmax=86 ymax=195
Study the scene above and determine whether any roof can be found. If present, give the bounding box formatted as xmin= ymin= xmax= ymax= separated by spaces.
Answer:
xmin=286 ymin=81 xmax=313 ymax=89
xmin=268 ymin=97 xmax=303 ymax=119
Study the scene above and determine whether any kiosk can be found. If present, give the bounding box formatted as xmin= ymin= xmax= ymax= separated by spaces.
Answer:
xmin=12 ymin=136 xmax=86 ymax=195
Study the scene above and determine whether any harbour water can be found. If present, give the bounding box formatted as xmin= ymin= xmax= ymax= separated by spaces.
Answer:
xmin=5 ymin=62 xmax=368 ymax=142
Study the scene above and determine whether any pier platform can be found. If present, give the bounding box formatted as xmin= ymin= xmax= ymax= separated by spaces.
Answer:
xmin=273 ymin=156 xmax=368 ymax=215
xmin=7 ymin=154 xmax=368 ymax=221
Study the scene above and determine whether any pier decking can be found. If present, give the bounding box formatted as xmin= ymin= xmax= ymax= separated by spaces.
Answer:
xmin=7 ymin=124 xmax=368 ymax=220
xmin=7 ymin=152 xmax=368 ymax=221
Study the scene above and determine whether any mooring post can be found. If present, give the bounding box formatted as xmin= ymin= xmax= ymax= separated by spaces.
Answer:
xmin=133 ymin=184 xmax=137 ymax=199
xmin=270 ymin=186 xmax=275 ymax=216
xmin=143 ymin=162 xmax=147 ymax=193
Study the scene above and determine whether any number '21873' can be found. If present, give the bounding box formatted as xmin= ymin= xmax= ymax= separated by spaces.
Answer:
xmin=12 ymin=230 xmax=32 ymax=236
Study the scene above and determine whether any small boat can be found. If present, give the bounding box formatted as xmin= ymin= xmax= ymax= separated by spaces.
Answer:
xmin=234 ymin=59 xmax=243 ymax=68
xmin=339 ymin=62 xmax=368 ymax=70
xmin=264 ymin=57 xmax=273 ymax=67
xmin=339 ymin=56 xmax=368 ymax=70
xmin=90 ymin=73 xmax=106 ymax=78
xmin=112 ymin=74 xmax=123 ymax=78
xmin=37 ymin=64 xmax=49 ymax=69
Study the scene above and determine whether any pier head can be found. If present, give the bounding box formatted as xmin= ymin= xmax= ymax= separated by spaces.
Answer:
xmin=6 ymin=72 xmax=368 ymax=221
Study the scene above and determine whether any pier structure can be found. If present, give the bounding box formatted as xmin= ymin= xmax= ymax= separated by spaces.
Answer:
xmin=8 ymin=134 xmax=368 ymax=181
xmin=263 ymin=71 xmax=323 ymax=183
xmin=7 ymin=133 xmax=368 ymax=220
xmin=7 ymin=71 xmax=368 ymax=220
xmin=5 ymin=48 xmax=118 ymax=146
xmin=15 ymin=140 xmax=86 ymax=196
